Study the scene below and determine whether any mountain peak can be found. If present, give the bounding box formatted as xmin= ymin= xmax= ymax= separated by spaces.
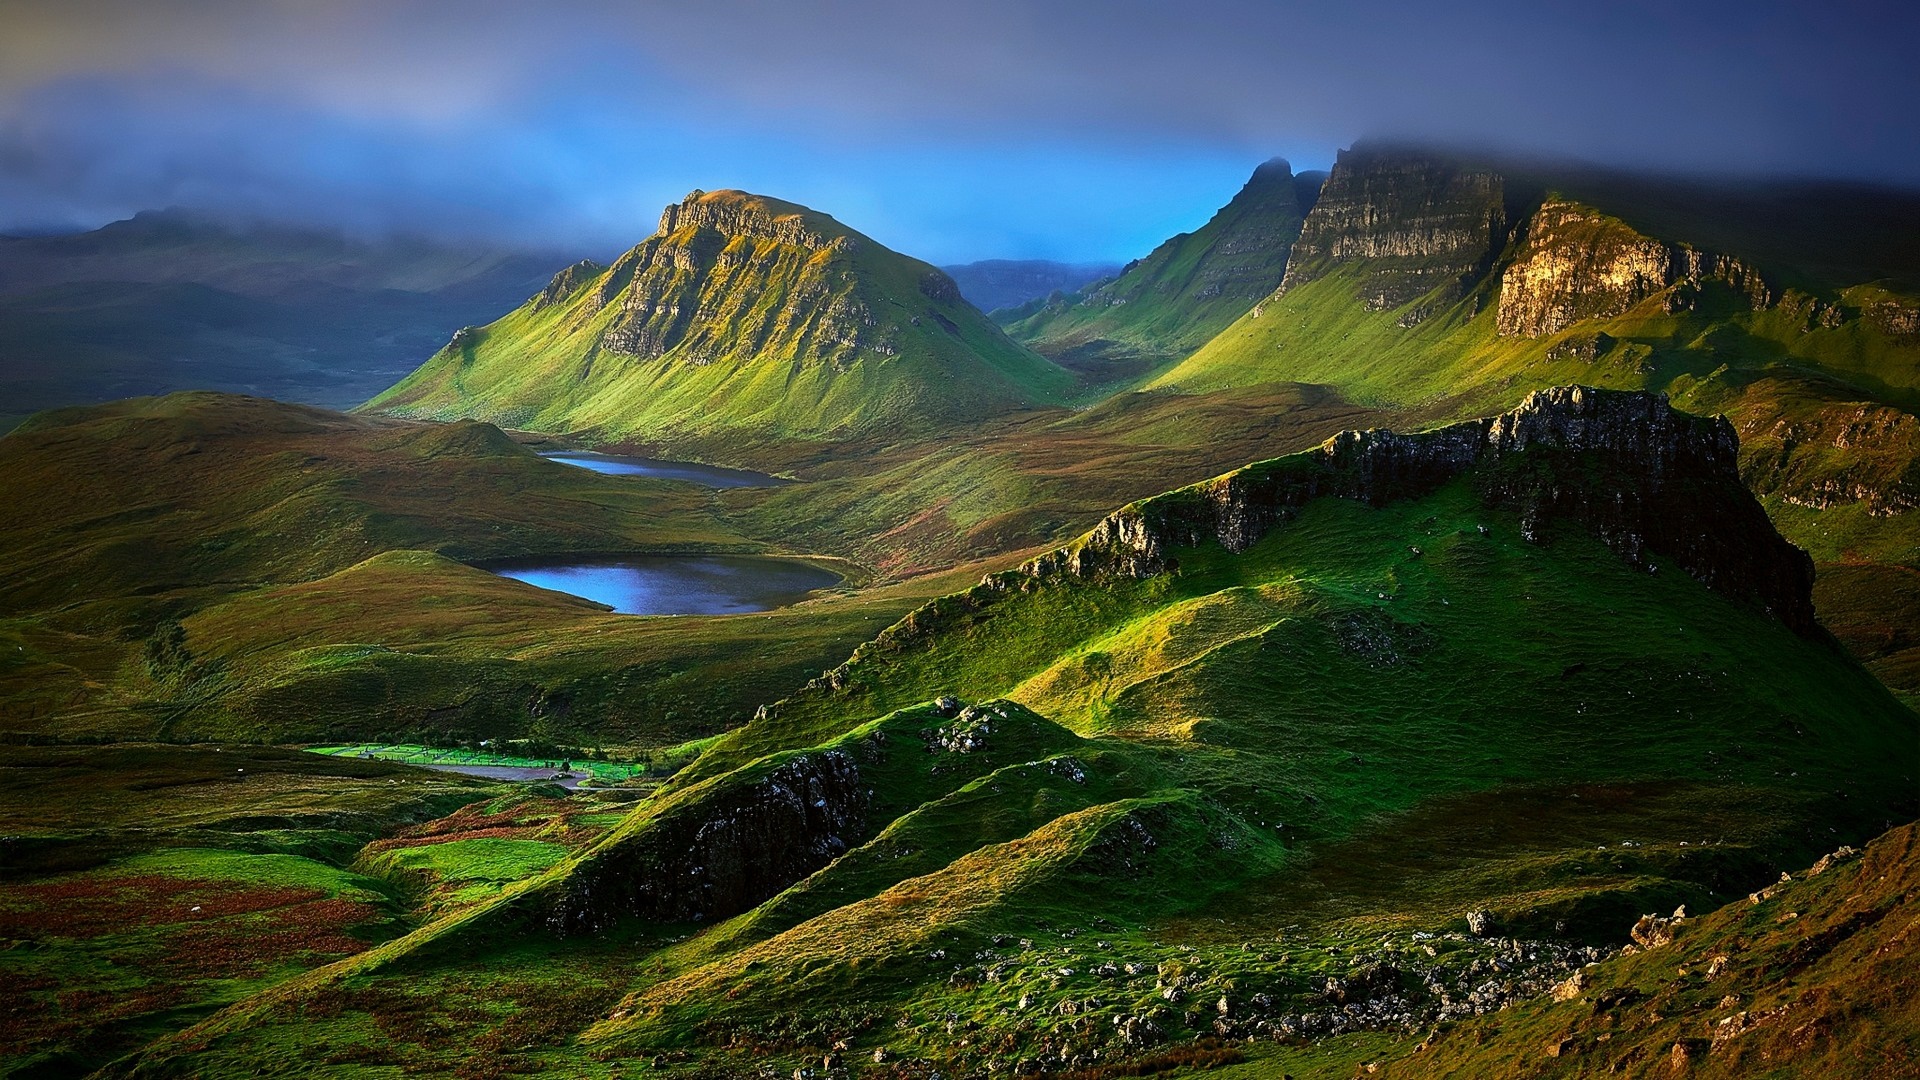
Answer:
xmin=654 ymin=188 xmax=856 ymax=252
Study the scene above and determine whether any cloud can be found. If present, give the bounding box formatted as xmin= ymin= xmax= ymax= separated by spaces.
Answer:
xmin=0 ymin=0 xmax=1914 ymax=260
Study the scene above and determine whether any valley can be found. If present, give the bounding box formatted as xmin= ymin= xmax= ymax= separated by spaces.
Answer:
xmin=2 ymin=143 xmax=1915 ymax=1080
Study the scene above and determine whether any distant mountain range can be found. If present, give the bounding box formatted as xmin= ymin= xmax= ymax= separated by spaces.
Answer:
xmin=938 ymin=259 xmax=1122 ymax=314
xmin=0 ymin=209 xmax=573 ymax=428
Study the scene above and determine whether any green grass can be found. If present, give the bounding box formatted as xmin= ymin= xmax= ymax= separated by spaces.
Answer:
xmin=0 ymin=743 xmax=506 ymax=1077
xmin=374 ymin=838 xmax=569 ymax=885
xmin=310 ymin=744 xmax=648 ymax=783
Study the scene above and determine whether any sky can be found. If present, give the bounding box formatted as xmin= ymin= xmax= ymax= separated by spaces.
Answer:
xmin=0 ymin=0 xmax=1915 ymax=264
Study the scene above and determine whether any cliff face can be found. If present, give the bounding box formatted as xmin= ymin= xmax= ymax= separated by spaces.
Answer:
xmin=588 ymin=190 xmax=888 ymax=364
xmin=1496 ymin=199 xmax=1772 ymax=337
xmin=1020 ymin=387 xmax=1815 ymax=632
xmin=542 ymin=751 xmax=865 ymax=936
xmin=1274 ymin=146 xmax=1510 ymax=315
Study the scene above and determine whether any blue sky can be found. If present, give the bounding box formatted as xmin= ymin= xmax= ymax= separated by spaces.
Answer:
xmin=1 ymin=0 xmax=1914 ymax=264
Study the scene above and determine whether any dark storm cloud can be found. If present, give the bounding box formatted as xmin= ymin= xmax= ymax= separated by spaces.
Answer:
xmin=0 ymin=0 xmax=1913 ymax=260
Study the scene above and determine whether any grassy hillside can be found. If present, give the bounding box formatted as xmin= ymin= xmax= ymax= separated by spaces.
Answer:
xmin=999 ymin=158 xmax=1317 ymax=384
xmin=370 ymin=190 xmax=1074 ymax=447
xmin=1371 ymin=820 xmax=1920 ymax=1079
xmin=0 ymin=392 xmax=977 ymax=745
xmin=102 ymin=392 xmax=1914 ymax=1080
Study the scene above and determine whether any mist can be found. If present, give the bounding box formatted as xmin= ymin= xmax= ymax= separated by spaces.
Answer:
xmin=1 ymin=0 xmax=1913 ymax=263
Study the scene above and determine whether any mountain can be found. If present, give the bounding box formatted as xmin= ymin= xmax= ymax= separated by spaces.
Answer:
xmin=102 ymin=388 xmax=1916 ymax=1079
xmin=1056 ymin=142 xmax=1918 ymax=702
xmin=0 ymin=209 xmax=570 ymax=428
xmin=997 ymin=157 xmax=1324 ymax=383
xmin=368 ymin=190 xmax=1075 ymax=448
xmin=939 ymin=259 xmax=1123 ymax=314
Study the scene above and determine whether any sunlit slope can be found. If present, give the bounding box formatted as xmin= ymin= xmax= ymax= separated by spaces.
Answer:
xmin=369 ymin=189 xmax=1074 ymax=444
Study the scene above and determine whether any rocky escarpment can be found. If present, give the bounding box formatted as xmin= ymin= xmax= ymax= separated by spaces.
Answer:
xmin=1026 ymin=386 xmax=1813 ymax=632
xmin=541 ymin=751 xmax=865 ymax=936
xmin=533 ymin=258 xmax=605 ymax=309
xmin=1273 ymin=145 xmax=1512 ymax=315
xmin=588 ymin=190 xmax=889 ymax=364
xmin=1496 ymin=198 xmax=1772 ymax=337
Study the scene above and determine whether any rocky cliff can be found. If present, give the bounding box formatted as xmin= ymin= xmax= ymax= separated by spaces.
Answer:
xmin=541 ymin=751 xmax=866 ymax=936
xmin=1026 ymin=386 xmax=1814 ymax=632
xmin=1273 ymin=145 xmax=1511 ymax=316
xmin=1496 ymin=198 xmax=1772 ymax=337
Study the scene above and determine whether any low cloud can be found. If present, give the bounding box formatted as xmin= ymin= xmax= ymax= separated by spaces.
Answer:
xmin=0 ymin=0 xmax=1913 ymax=260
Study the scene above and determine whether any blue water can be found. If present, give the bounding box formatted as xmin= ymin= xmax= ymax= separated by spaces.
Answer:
xmin=489 ymin=554 xmax=840 ymax=615
xmin=540 ymin=450 xmax=787 ymax=488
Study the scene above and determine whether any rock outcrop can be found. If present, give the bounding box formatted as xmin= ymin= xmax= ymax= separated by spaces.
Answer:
xmin=542 ymin=751 xmax=865 ymax=936
xmin=533 ymin=258 xmax=605 ymax=309
xmin=1496 ymin=198 xmax=1771 ymax=337
xmin=1274 ymin=145 xmax=1511 ymax=314
xmin=1023 ymin=386 xmax=1814 ymax=632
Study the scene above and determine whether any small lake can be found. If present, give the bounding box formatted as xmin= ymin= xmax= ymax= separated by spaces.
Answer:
xmin=540 ymin=450 xmax=788 ymax=488
xmin=489 ymin=554 xmax=841 ymax=615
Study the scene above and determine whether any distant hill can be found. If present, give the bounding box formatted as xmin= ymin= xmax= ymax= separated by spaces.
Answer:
xmin=939 ymin=259 xmax=1121 ymax=314
xmin=0 ymin=210 xmax=572 ymax=428
xmin=369 ymin=190 xmax=1074 ymax=448
xmin=998 ymin=158 xmax=1324 ymax=384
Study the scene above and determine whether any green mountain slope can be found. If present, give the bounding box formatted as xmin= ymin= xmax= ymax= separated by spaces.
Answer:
xmin=369 ymin=190 xmax=1074 ymax=446
xmin=998 ymin=158 xmax=1321 ymax=383
xmin=112 ymin=389 xmax=1915 ymax=1080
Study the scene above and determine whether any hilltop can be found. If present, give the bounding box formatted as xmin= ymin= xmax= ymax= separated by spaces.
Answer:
xmin=368 ymin=190 xmax=1075 ymax=449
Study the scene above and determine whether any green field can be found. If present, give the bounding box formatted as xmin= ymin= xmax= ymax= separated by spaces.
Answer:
xmin=309 ymin=743 xmax=658 ymax=783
